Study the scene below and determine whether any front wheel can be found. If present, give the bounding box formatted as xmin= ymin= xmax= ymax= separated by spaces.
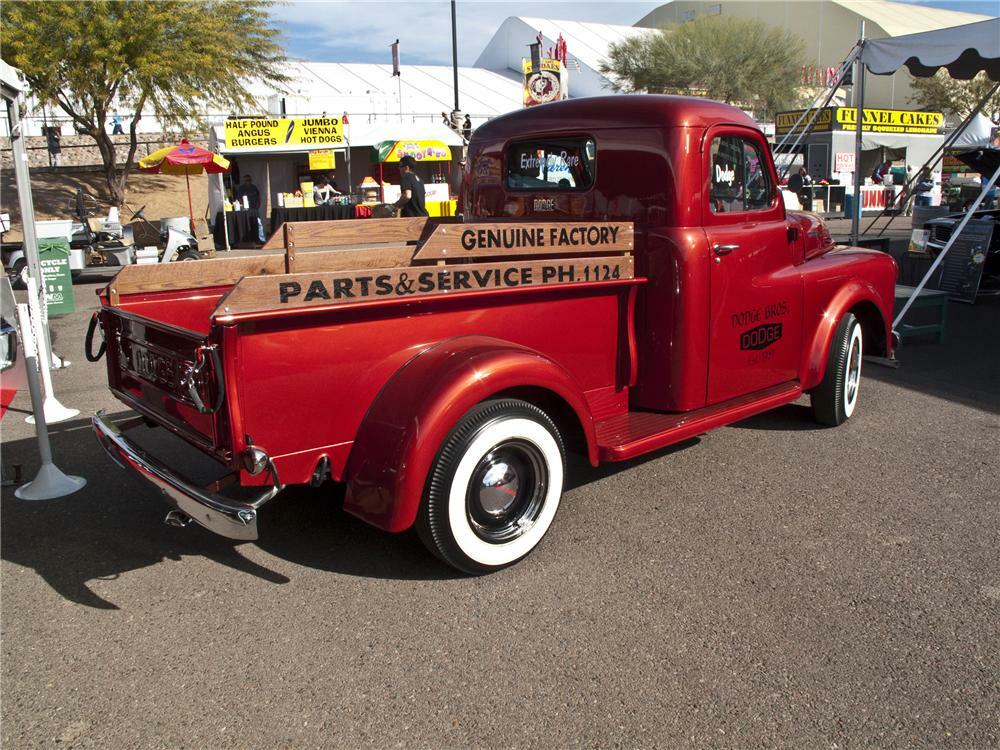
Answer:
xmin=811 ymin=312 xmax=863 ymax=426
xmin=416 ymin=399 xmax=565 ymax=575
xmin=176 ymin=249 xmax=200 ymax=262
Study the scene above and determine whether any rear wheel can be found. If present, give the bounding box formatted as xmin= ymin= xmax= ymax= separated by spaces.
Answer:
xmin=416 ymin=399 xmax=565 ymax=575
xmin=811 ymin=313 xmax=863 ymax=426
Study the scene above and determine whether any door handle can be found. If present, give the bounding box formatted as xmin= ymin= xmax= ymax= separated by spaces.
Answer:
xmin=713 ymin=243 xmax=739 ymax=256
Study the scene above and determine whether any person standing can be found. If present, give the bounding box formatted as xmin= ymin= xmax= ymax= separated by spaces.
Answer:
xmin=462 ymin=114 xmax=472 ymax=142
xmin=45 ymin=126 xmax=62 ymax=167
xmin=234 ymin=174 xmax=265 ymax=242
xmin=871 ymin=160 xmax=890 ymax=185
xmin=111 ymin=111 xmax=124 ymax=135
xmin=788 ymin=167 xmax=812 ymax=211
xmin=394 ymin=155 xmax=428 ymax=217
xmin=914 ymin=168 xmax=934 ymax=208
xmin=313 ymin=176 xmax=333 ymax=206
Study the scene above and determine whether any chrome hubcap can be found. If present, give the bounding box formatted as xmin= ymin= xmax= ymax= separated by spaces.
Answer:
xmin=846 ymin=336 xmax=861 ymax=404
xmin=467 ymin=439 xmax=547 ymax=543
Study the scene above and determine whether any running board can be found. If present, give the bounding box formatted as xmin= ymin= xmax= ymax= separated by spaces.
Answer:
xmin=596 ymin=381 xmax=802 ymax=461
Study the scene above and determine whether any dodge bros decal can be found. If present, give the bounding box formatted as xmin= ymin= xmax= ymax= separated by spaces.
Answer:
xmin=740 ymin=323 xmax=783 ymax=351
xmin=732 ymin=301 xmax=789 ymax=356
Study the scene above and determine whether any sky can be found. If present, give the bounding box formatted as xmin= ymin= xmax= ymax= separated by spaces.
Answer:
xmin=278 ymin=0 xmax=1000 ymax=65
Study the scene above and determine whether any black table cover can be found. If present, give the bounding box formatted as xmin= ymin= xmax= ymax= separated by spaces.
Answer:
xmin=269 ymin=204 xmax=355 ymax=233
xmin=213 ymin=209 xmax=261 ymax=248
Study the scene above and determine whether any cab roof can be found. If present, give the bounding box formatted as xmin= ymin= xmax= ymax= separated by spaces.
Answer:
xmin=473 ymin=95 xmax=760 ymax=139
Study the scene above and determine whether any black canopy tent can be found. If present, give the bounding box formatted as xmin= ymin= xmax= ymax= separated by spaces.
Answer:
xmin=847 ymin=19 xmax=1000 ymax=326
xmin=850 ymin=18 xmax=1000 ymax=243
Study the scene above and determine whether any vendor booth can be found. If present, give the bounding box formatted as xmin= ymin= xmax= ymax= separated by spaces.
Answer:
xmin=208 ymin=117 xmax=464 ymax=247
xmin=208 ymin=116 xmax=350 ymax=247
xmin=775 ymin=106 xmax=945 ymax=215
xmin=372 ymin=139 xmax=458 ymax=217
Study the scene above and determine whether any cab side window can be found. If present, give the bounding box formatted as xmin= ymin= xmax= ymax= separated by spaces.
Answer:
xmin=710 ymin=136 xmax=774 ymax=213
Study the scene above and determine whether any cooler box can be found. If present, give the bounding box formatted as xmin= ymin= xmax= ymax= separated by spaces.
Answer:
xmin=35 ymin=220 xmax=74 ymax=241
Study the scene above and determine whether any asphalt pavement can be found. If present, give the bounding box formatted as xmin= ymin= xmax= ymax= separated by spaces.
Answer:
xmin=2 ymin=278 xmax=998 ymax=749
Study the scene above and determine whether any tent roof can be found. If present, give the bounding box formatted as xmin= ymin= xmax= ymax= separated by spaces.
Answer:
xmin=506 ymin=17 xmax=655 ymax=74
xmin=832 ymin=0 xmax=992 ymax=38
xmin=861 ymin=18 xmax=1000 ymax=80
xmin=950 ymin=113 xmax=996 ymax=150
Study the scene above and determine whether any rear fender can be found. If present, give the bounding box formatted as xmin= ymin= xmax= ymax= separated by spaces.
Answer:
xmin=802 ymin=281 xmax=890 ymax=391
xmin=344 ymin=335 xmax=596 ymax=533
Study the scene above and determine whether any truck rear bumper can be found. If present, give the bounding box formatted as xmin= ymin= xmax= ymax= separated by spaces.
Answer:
xmin=92 ymin=411 xmax=281 ymax=541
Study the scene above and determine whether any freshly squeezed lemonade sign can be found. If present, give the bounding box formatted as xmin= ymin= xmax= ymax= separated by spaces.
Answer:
xmin=224 ymin=117 xmax=344 ymax=151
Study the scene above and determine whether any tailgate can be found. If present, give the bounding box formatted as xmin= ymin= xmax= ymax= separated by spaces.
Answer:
xmin=101 ymin=308 xmax=229 ymax=457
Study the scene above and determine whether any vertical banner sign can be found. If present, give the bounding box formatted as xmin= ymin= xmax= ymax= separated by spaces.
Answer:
xmin=37 ymin=238 xmax=75 ymax=315
xmin=390 ymin=40 xmax=400 ymax=77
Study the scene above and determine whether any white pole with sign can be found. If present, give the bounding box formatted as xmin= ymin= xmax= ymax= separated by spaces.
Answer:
xmin=5 ymin=84 xmax=78 ymax=424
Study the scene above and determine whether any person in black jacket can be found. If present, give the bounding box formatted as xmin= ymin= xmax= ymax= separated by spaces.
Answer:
xmin=788 ymin=167 xmax=811 ymax=210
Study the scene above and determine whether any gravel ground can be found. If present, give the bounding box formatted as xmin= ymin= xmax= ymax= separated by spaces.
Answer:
xmin=1 ymin=279 xmax=998 ymax=749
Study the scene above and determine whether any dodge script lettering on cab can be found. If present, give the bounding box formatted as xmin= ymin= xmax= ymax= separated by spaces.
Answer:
xmin=90 ymin=96 xmax=897 ymax=574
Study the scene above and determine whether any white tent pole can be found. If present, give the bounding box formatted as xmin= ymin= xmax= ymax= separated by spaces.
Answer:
xmin=218 ymin=172 xmax=230 ymax=251
xmin=893 ymin=161 xmax=1000 ymax=328
xmin=850 ymin=25 xmax=866 ymax=245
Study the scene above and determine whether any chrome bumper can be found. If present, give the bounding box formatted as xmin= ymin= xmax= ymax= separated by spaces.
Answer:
xmin=92 ymin=411 xmax=281 ymax=541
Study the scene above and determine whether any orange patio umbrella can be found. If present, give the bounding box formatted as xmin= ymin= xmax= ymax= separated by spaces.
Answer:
xmin=138 ymin=139 xmax=230 ymax=231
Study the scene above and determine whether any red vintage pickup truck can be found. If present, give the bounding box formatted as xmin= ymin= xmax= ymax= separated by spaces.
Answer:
xmin=91 ymin=96 xmax=897 ymax=574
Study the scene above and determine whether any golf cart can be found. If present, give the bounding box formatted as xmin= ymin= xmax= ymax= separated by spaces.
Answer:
xmin=2 ymin=191 xmax=202 ymax=287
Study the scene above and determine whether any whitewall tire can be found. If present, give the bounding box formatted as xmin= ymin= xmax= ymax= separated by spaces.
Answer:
xmin=812 ymin=313 xmax=863 ymax=426
xmin=417 ymin=399 xmax=565 ymax=574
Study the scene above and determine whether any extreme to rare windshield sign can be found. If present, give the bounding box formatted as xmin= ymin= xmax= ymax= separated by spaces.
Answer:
xmin=224 ymin=117 xmax=344 ymax=152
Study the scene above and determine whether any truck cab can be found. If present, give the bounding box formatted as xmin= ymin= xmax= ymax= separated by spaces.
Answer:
xmin=464 ymin=96 xmax=894 ymax=416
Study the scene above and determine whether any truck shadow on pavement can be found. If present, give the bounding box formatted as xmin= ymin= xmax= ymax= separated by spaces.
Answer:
xmin=0 ymin=414 xmax=457 ymax=610
xmin=867 ymin=292 xmax=999 ymax=414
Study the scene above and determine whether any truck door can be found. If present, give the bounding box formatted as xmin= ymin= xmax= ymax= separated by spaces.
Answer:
xmin=703 ymin=128 xmax=803 ymax=405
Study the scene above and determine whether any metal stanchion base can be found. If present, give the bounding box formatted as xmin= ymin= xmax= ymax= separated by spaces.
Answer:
xmin=15 ymin=461 xmax=86 ymax=500
xmin=26 ymin=397 xmax=79 ymax=425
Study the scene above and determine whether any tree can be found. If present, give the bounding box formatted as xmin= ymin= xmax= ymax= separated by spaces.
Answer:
xmin=1 ymin=1 xmax=288 ymax=207
xmin=599 ymin=16 xmax=806 ymax=119
xmin=909 ymin=71 xmax=1000 ymax=125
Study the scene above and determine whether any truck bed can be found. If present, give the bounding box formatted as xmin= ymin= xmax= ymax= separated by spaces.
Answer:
xmin=97 ymin=217 xmax=641 ymax=485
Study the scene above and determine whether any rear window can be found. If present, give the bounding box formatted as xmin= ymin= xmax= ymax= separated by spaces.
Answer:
xmin=506 ymin=138 xmax=595 ymax=191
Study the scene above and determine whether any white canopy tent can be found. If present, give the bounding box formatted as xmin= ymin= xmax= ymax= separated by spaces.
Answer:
xmin=949 ymin=113 xmax=996 ymax=150
xmin=850 ymin=18 xmax=1000 ymax=324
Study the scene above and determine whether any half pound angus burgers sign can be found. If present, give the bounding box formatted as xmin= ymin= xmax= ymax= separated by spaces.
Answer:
xmin=221 ymin=222 xmax=635 ymax=315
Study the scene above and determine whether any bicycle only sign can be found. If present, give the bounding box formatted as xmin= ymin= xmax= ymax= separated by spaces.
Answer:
xmin=38 ymin=238 xmax=75 ymax=315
